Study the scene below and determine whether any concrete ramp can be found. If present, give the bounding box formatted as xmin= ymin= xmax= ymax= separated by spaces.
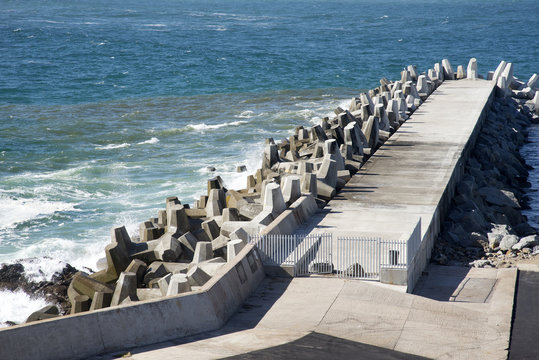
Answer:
xmin=116 ymin=266 xmax=516 ymax=360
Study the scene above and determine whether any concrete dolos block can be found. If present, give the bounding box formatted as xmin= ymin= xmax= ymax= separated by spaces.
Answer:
xmin=281 ymin=175 xmax=301 ymax=206
xmin=467 ymin=58 xmax=478 ymax=79
xmin=193 ymin=241 xmax=213 ymax=263
xmin=155 ymin=232 xmax=183 ymax=262
xmin=167 ymin=204 xmax=190 ymax=235
xmin=263 ymin=182 xmax=286 ymax=216
xmin=227 ymin=239 xmax=246 ymax=263
xmin=111 ymin=272 xmax=139 ymax=306
xmin=166 ymin=274 xmax=191 ymax=296
xmin=186 ymin=265 xmax=212 ymax=287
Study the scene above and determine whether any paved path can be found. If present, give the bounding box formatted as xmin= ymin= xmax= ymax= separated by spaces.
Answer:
xmin=299 ymin=79 xmax=495 ymax=246
xmin=100 ymin=265 xmax=516 ymax=360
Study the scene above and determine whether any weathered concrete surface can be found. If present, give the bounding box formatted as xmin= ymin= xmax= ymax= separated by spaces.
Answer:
xmin=297 ymin=79 xmax=496 ymax=289
xmin=0 ymin=245 xmax=265 ymax=360
xmin=111 ymin=265 xmax=515 ymax=360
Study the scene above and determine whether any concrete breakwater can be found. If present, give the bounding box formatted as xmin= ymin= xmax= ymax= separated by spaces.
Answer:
xmin=9 ymin=58 xmax=458 ymax=321
xmin=1 ymin=57 xmax=538 ymax=360
xmin=433 ymin=76 xmax=539 ymax=268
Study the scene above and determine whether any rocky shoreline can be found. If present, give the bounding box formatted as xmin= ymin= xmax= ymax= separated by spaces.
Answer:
xmin=2 ymin=58 xmax=538 ymax=326
xmin=433 ymin=79 xmax=539 ymax=268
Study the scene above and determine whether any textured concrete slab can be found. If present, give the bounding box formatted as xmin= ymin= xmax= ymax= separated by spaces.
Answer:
xmin=298 ymin=79 xmax=495 ymax=246
xmin=104 ymin=265 xmax=516 ymax=360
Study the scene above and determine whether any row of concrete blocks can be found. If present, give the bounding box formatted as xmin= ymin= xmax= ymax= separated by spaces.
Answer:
xmin=67 ymin=227 xmax=249 ymax=314
xmin=62 ymin=58 xmax=462 ymax=316
xmin=488 ymin=60 xmax=539 ymax=110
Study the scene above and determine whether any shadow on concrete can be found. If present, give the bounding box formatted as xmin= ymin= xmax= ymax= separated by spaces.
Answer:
xmin=412 ymin=265 xmax=469 ymax=301
xmin=509 ymin=271 xmax=539 ymax=360
xmin=223 ymin=331 xmax=431 ymax=360
xmin=97 ymin=277 xmax=295 ymax=359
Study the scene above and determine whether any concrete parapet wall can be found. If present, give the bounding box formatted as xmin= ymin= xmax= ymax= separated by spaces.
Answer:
xmin=0 ymin=245 xmax=265 ymax=360
xmin=406 ymin=81 xmax=496 ymax=292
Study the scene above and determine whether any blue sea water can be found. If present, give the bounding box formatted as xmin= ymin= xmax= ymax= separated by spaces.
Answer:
xmin=1 ymin=0 xmax=539 ymax=323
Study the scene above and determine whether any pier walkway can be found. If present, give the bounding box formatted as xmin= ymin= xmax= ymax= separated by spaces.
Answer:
xmin=298 ymin=79 xmax=496 ymax=287
xmin=95 ymin=80 xmax=519 ymax=360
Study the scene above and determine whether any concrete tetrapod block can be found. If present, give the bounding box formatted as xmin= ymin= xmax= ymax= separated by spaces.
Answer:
xmin=317 ymin=154 xmax=337 ymax=189
xmin=125 ymin=259 xmax=148 ymax=287
xmin=263 ymin=182 xmax=286 ymax=216
xmin=323 ymin=139 xmax=345 ymax=171
xmin=456 ymin=65 xmax=466 ymax=80
xmin=362 ymin=115 xmax=379 ymax=150
xmin=222 ymin=207 xmax=240 ymax=222
xmin=374 ymin=104 xmax=391 ymax=132
xmin=71 ymin=295 xmax=91 ymax=314
xmin=166 ymin=274 xmax=191 ymax=296
xmin=70 ymin=272 xmax=115 ymax=301
xmin=527 ymin=73 xmax=538 ymax=89
xmin=26 ymin=305 xmax=59 ymax=323
xmin=178 ymin=232 xmax=199 ymax=260
xmin=205 ymin=189 xmax=224 ymax=217
xmin=311 ymin=124 xmax=328 ymax=142
xmin=136 ymin=288 xmax=162 ymax=301
xmin=186 ymin=265 xmax=212 ymax=287
xmin=95 ymin=226 xmax=134 ymax=283
xmin=142 ymin=262 xmax=169 ymax=286
xmin=193 ymin=241 xmax=213 ymax=264
xmin=282 ymin=175 xmax=301 ymax=206
xmin=157 ymin=273 xmax=172 ymax=296
xmin=416 ymin=75 xmax=429 ymax=99
xmin=533 ymin=91 xmax=539 ymax=115
xmin=442 ymin=58 xmax=455 ymax=80
xmin=89 ymin=291 xmax=113 ymax=311
xmin=492 ymin=60 xmax=507 ymax=83
xmin=155 ymin=232 xmax=182 ymax=262
xmin=467 ymin=58 xmax=478 ymax=79
xmin=344 ymin=121 xmax=363 ymax=156
xmin=289 ymin=195 xmax=318 ymax=223
xmin=230 ymin=226 xmax=250 ymax=244
xmin=202 ymin=218 xmax=221 ymax=240
xmin=501 ymin=62 xmax=514 ymax=87
xmin=212 ymin=235 xmax=230 ymax=255
xmin=110 ymin=272 xmax=138 ymax=306
xmin=220 ymin=220 xmax=250 ymax=238
xmin=139 ymin=221 xmax=162 ymax=242
xmin=301 ymin=172 xmax=318 ymax=198
xmin=360 ymin=92 xmax=374 ymax=114
xmin=227 ymin=239 xmax=246 ymax=263
xmin=434 ymin=62 xmax=444 ymax=81
xmin=167 ymin=204 xmax=190 ymax=234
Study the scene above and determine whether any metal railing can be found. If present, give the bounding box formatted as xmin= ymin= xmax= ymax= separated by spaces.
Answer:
xmin=335 ymin=237 xmax=409 ymax=280
xmin=250 ymin=229 xmax=420 ymax=281
xmin=249 ymin=233 xmax=332 ymax=276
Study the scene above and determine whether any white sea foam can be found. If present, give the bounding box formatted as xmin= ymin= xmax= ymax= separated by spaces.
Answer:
xmin=0 ymin=290 xmax=50 ymax=328
xmin=235 ymin=110 xmax=255 ymax=118
xmin=143 ymin=24 xmax=167 ymax=27
xmin=0 ymin=196 xmax=75 ymax=230
xmin=95 ymin=143 xmax=130 ymax=150
xmin=137 ymin=137 xmax=159 ymax=145
xmin=186 ymin=120 xmax=247 ymax=131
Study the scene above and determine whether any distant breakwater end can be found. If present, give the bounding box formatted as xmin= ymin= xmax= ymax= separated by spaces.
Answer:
xmin=2 ymin=58 xmax=539 ymax=326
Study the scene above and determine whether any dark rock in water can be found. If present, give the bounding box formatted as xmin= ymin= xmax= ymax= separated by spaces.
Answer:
xmin=0 ymin=263 xmax=26 ymax=291
xmin=206 ymin=166 xmax=216 ymax=172
xmin=0 ymin=262 xmax=79 ymax=316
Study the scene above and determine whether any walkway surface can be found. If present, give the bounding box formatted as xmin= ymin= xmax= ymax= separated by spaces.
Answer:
xmin=98 ymin=265 xmax=516 ymax=360
xmin=299 ymin=79 xmax=495 ymax=245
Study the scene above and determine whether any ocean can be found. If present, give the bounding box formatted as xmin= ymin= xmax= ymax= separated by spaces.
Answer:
xmin=1 ymin=0 xmax=538 ymax=324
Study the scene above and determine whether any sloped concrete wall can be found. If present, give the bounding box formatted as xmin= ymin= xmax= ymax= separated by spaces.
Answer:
xmin=406 ymin=82 xmax=496 ymax=292
xmin=0 ymin=244 xmax=265 ymax=360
